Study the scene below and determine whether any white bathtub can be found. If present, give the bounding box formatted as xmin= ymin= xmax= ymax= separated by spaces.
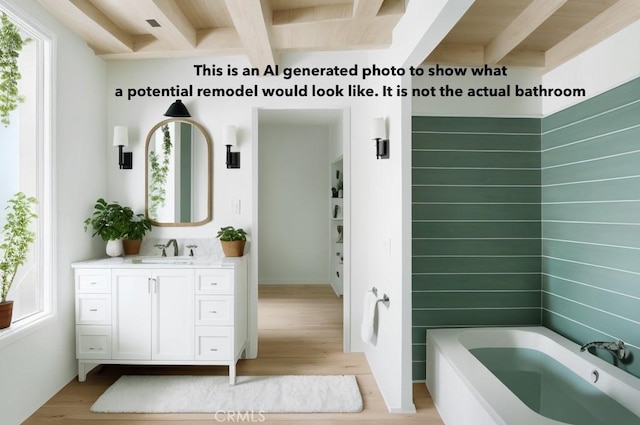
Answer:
xmin=426 ymin=327 xmax=640 ymax=425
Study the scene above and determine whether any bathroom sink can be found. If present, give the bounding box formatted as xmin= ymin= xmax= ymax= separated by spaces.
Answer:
xmin=132 ymin=255 xmax=200 ymax=265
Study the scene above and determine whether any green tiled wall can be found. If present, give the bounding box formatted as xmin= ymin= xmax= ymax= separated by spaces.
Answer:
xmin=542 ymin=77 xmax=640 ymax=378
xmin=412 ymin=116 xmax=542 ymax=380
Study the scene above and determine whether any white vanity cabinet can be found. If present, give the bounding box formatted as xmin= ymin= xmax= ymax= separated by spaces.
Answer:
xmin=72 ymin=256 xmax=248 ymax=384
xmin=111 ymin=268 xmax=194 ymax=361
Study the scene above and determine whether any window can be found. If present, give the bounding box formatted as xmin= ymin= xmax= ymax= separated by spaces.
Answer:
xmin=0 ymin=1 xmax=54 ymax=346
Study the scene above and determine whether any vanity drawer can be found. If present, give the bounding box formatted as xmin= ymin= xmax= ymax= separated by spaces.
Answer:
xmin=76 ymin=294 xmax=111 ymax=325
xmin=195 ymin=296 xmax=233 ymax=326
xmin=195 ymin=270 xmax=233 ymax=294
xmin=76 ymin=269 xmax=111 ymax=293
xmin=76 ymin=325 xmax=111 ymax=359
xmin=195 ymin=327 xmax=232 ymax=360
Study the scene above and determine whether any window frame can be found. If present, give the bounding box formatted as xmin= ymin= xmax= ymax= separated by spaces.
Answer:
xmin=0 ymin=0 xmax=56 ymax=348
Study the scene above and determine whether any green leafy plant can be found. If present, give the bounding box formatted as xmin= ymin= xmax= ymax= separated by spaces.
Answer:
xmin=0 ymin=192 xmax=37 ymax=303
xmin=83 ymin=198 xmax=132 ymax=241
xmin=0 ymin=13 xmax=27 ymax=127
xmin=126 ymin=213 xmax=152 ymax=240
xmin=148 ymin=124 xmax=172 ymax=219
xmin=215 ymin=226 xmax=247 ymax=241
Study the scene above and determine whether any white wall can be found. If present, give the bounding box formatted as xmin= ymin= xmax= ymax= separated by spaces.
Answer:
xmin=258 ymin=123 xmax=330 ymax=284
xmin=542 ymin=19 xmax=640 ymax=115
xmin=0 ymin=1 xmax=107 ymax=423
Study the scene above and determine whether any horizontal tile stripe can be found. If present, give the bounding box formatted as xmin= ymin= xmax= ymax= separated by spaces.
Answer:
xmin=412 ymin=309 xmax=540 ymax=327
xmin=542 ymin=100 xmax=640 ymax=150
xmin=413 ymin=132 xmax=540 ymax=151
xmin=543 ymin=239 xmax=640 ymax=274
xmin=542 ymin=176 xmax=640 ymax=203
xmin=414 ymin=186 xmax=541 ymax=203
xmin=541 ymin=124 xmax=640 ymax=163
xmin=413 ymin=168 xmax=540 ymax=185
xmin=412 ymin=116 xmax=540 ymax=133
xmin=413 ymin=239 xmax=540 ymax=256
xmin=543 ymin=277 xmax=640 ymax=323
xmin=413 ymin=290 xmax=540 ymax=309
xmin=413 ymin=256 xmax=541 ymax=274
xmin=542 ymin=201 xmax=640 ymax=223
xmin=413 ymin=150 xmax=540 ymax=168
xmin=542 ymin=257 xmax=639 ymax=297
xmin=542 ymin=222 xmax=640 ymax=249
xmin=413 ymin=273 xmax=541 ymax=291
xmin=414 ymin=221 xmax=541 ymax=239
xmin=414 ymin=203 xmax=540 ymax=221
xmin=542 ymin=78 xmax=640 ymax=132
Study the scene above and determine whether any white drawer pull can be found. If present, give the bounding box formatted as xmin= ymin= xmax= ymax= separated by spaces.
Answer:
xmin=88 ymin=347 xmax=103 ymax=351
xmin=90 ymin=282 xmax=97 ymax=285
xmin=209 ymin=348 xmax=218 ymax=352
xmin=89 ymin=308 xmax=98 ymax=312
xmin=209 ymin=310 xmax=217 ymax=314
xmin=209 ymin=282 xmax=218 ymax=286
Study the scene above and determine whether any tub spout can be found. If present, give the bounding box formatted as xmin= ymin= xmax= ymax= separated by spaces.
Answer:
xmin=580 ymin=340 xmax=626 ymax=360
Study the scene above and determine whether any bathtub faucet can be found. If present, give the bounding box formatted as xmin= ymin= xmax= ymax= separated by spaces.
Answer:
xmin=580 ymin=340 xmax=626 ymax=360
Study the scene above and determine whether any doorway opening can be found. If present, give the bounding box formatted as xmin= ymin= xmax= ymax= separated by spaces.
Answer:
xmin=253 ymin=108 xmax=351 ymax=352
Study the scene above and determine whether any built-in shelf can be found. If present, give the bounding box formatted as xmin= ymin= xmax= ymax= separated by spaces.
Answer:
xmin=330 ymin=157 xmax=344 ymax=296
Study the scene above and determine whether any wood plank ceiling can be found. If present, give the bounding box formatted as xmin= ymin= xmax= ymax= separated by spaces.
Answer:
xmin=37 ymin=0 xmax=640 ymax=70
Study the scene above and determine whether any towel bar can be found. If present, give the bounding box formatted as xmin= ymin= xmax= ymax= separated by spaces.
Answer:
xmin=371 ymin=287 xmax=390 ymax=306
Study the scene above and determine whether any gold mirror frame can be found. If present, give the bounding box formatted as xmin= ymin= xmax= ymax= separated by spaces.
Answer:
xmin=144 ymin=118 xmax=212 ymax=227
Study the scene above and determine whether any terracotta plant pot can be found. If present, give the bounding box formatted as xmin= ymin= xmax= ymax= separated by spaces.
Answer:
xmin=0 ymin=301 xmax=14 ymax=329
xmin=221 ymin=240 xmax=246 ymax=257
xmin=123 ymin=239 xmax=142 ymax=255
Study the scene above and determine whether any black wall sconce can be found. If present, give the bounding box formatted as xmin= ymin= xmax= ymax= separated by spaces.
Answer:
xmin=225 ymin=125 xmax=240 ymax=168
xmin=113 ymin=126 xmax=132 ymax=169
xmin=164 ymin=99 xmax=191 ymax=117
xmin=372 ymin=117 xmax=389 ymax=159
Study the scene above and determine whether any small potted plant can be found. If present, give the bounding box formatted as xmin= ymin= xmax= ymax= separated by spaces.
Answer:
xmin=84 ymin=198 xmax=131 ymax=257
xmin=123 ymin=213 xmax=152 ymax=255
xmin=216 ymin=226 xmax=247 ymax=257
xmin=0 ymin=192 xmax=37 ymax=329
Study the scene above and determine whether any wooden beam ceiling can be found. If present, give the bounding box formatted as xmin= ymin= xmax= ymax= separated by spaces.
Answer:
xmin=224 ymin=0 xmax=276 ymax=70
xmin=35 ymin=0 xmax=640 ymax=71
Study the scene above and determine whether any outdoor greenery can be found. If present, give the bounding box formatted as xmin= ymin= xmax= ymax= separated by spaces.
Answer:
xmin=0 ymin=192 xmax=37 ymax=303
xmin=216 ymin=226 xmax=248 ymax=242
xmin=0 ymin=13 xmax=27 ymax=127
xmin=148 ymin=124 xmax=172 ymax=219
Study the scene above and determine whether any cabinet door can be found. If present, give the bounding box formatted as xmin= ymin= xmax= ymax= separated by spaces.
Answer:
xmin=112 ymin=269 xmax=152 ymax=360
xmin=152 ymin=269 xmax=195 ymax=360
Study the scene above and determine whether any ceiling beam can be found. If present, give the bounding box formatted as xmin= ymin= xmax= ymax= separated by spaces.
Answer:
xmin=273 ymin=4 xmax=353 ymax=26
xmin=97 ymin=28 xmax=243 ymax=60
xmin=546 ymin=0 xmax=640 ymax=69
xmin=352 ymin=0 xmax=384 ymax=18
xmin=135 ymin=0 xmax=197 ymax=49
xmin=38 ymin=0 xmax=133 ymax=53
xmin=389 ymin=0 xmax=475 ymax=67
xmin=270 ymin=14 xmax=401 ymax=51
xmin=224 ymin=0 xmax=276 ymax=70
xmin=485 ymin=0 xmax=567 ymax=64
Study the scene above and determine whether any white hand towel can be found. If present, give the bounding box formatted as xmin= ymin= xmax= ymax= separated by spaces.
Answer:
xmin=360 ymin=291 xmax=378 ymax=345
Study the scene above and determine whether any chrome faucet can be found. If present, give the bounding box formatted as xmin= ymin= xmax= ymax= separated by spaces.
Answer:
xmin=580 ymin=340 xmax=626 ymax=360
xmin=164 ymin=239 xmax=179 ymax=257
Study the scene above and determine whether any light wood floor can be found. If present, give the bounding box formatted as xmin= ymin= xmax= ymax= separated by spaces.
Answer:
xmin=24 ymin=284 xmax=444 ymax=424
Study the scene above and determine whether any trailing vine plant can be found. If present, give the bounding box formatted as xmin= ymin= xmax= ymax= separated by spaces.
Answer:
xmin=148 ymin=124 xmax=173 ymax=219
xmin=0 ymin=13 xmax=27 ymax=127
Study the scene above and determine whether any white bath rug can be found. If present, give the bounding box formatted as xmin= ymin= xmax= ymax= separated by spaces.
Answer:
xmin=90 ymin=375 xmax=363 ymax=413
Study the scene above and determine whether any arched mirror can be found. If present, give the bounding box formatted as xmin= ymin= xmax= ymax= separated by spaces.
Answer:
xmin=145 ymin=118 xmax=212 ymax=226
